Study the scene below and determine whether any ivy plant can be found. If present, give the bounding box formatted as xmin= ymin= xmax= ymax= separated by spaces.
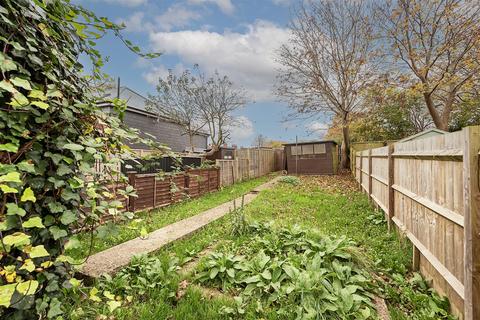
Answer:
xmin=0 ymin=0 xmax=165 ymax=318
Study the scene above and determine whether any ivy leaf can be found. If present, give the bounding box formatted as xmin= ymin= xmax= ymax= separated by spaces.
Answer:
xmin=9 ymin=91 xmax=29 ymax=107
xmin=22 ymin=217 xmax=45 ymax=229
xmin=0 ymin=283 xmax=16 ymax=307
xmin=29 ymin=245 xmax=50 ymax=258
xmin=0 ymin=53 xmax=17 ymax=72
xmin=89 ymin=287 xmax=102 ymax=302
xmin=11 ymin=77 xmax=32 ymax=91
xmin=0 ymin=80 xmax=15 ymax=93
xmin=3 ymin=232 xmax=31 ymax=248
xmin=107 ymin=300 xmax=122 ymax=313
xmin=48 ymin=202 xmax=65 ymax=213
xmin=30 ymin=101 xmax=49 ymax=110
xmin=0 ymin=143 xmax=18 ymax=152
xmin=60 ymin=211 xmax=76 ymax=225
xmin=0 ymin=172 xmax=21 ymax=183
xmin=103 ymin=291 xmax=115 ymax=300
xmin=0 ymin=184 xmax=18 ymax=193
xmin=57 ymin=164 xmax=72 ymax=176
xmin=17 ymin=161 xmax=35 ymax=173
xmin=46 ymin=88 xmax=62 ymax=98
xmin=63 ymin=143 xmax=84 ymax=151
xmin=28 ymin=89 xmax=47 ymax=101
xmin=21 ymin=187 xmax=36 ymax=202
xmin=16 ymin=280 xmax=39 ymax=296
xmin=47 ymin=297 xmax=63 ymax=318
xmin=6 ymin=203 xmax=26 ymax=216
xmin=49 ymin=226 xmax=68 ymax=240
xmin=0 ymin=143 xmax=18 ymax=153
xmin=19 ymin=259 xmax=35 ymax=272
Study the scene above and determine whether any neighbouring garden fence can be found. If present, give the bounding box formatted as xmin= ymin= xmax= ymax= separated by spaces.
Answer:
xmin=354 ymin=126 xmax=480 ymax=320
xmin=216 ymin=148 xmax=283 ymax=186
xmin=127 ymin=167 xmax=220 ymax=212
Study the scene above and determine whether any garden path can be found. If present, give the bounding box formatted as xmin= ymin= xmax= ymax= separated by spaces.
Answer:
xmin=80 ymin=176 xmax=281 ymax=278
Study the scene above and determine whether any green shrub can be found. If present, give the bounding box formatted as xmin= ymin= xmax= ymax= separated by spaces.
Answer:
xmin=196 ymin=224 xmax=376 ymax=319
xmin=0 ymin=0 xmax=162 ymax=318
xmin=279 ymin=175 xmax=300 ymax=186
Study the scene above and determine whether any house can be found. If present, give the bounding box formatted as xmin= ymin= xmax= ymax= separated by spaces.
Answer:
xmin=283 ymin=140 xmax=339 ymax=175
xmin=100 ymin=86 xmax=209 ymax=153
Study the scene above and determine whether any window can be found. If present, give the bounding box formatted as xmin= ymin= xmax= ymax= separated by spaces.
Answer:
xmin=291 ymin=146 xmax=299 ymax=156
xmin=301 ymin=144 xmax=314 ymax=155
xmin=314 ymin=144 xmax=326 ymax=154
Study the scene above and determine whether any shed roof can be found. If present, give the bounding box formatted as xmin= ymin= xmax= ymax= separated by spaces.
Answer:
xmin=398 ymin=128 xmax=447 ymax=143
xmin=283 ymin=140 xmax=337 ymax=146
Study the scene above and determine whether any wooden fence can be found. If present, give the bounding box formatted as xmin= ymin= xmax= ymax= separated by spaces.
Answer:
xmin=354 ymin=126 xmax=480 ymax=319
xmin=128 ymin=167 xmax=220 ymax=212
xmin=216 ymin=148 xmax=282 ymax=186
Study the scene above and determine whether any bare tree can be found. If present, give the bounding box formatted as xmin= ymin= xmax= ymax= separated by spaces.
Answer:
xmin=147 ymin=69 xmax=205 ymax=153
xmin=252 ymin=134 xmax=268 ymax=148
xmin=276 ymin=0 xmax=376 ymax=169
xmin=195 ymin=70 xmax=248 ymax=151
xmin=378 ymin=0 xmax=480 ymax=130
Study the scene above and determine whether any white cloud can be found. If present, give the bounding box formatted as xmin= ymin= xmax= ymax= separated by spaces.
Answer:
xmin=116 ymin=12 xmax=145 ymax=32
xmin=147 ymin=20 xmax=290 ymax=102
xmin=143 ymin=63 xmax=186 ymax=85
xmin=155 ymin=4 xmax=202 ymax=31
xmin=188 ymin=0 xmax=235 ymax=14
xmin=229 ymin=115 xmax=255 ymax=143
xmin=101 ymin=0 xmax=147 ymax=7
xmin=117 ymin=4 xmax=201 ymax=33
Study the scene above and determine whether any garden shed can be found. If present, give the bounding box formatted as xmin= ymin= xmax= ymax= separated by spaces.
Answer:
xmin=284 ymin=140 xmax=338 ymax=175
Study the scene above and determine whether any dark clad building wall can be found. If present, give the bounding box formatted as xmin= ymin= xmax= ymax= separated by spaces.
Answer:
xmin=285 ymin=142 xmax=336 ymax=175
xmin=122 ymin=110 xmax=208 ymax=152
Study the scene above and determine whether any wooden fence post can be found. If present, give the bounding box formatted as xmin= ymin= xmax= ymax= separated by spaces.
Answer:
xmin=368 ymin=149 xmax=373 ymax=200
xmin=128 ymin=172 xmax=137 ymax=212
xmin=463 ymin=126 xmax=480 ymax=320
xmin=152 ymin=175 xmax=157 ymax=209
xmin=387 ymin=144 xmax=395 ymax=232
xmin=359 ymin=152 xmax=363 ymax=191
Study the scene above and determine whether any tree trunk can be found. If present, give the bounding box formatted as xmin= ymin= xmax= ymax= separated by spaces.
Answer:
xmin=188 ymin=134 xmax=194 ymax=153
xmin=423 ymin=92 xmax=450 ymax=131
xmin=340 ymin=116 xmax=350 ymax=169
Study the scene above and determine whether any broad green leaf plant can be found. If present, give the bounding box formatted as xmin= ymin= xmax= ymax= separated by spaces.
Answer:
xmin=0 ymin=0 xmax=166 ymax=318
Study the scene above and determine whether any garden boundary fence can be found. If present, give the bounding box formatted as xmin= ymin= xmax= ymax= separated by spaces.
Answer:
xmin=127 ymin=167 xmax=219 ymax=212
xmin=216 ymin=148 xmax=283 ymax=186
xmin=353 ymin=126 xmax=480 ymax=320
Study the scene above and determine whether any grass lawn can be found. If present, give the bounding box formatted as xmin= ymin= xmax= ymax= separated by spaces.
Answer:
xmin=68 ymin=174 xmax=275 ymax=260
xmin=65 ymin=174 xmax=455 ymax=320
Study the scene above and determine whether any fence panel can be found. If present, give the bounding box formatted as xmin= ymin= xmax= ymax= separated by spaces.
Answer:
xmin=216 ymin=148 xmax=278 ymax=187
xmin=353 ymin=126 xmax=480 ymax=319
xmin=128 ymin=168 xmax=218 ymax=212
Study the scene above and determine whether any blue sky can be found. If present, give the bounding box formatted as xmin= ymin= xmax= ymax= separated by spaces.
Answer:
xmin=78 ymin=0 xmax=331 ymax=146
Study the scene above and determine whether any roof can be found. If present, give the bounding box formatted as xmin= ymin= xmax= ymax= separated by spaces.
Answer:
xmin=102 ymin=86 xmax=154 ymax=114
xmin=99 ymin=85 xmax=209 ymax=137
xmin=398 ymin=128 xmax=447 ymax=143
xmin=283 ymin=140 xmax=338 ymax=146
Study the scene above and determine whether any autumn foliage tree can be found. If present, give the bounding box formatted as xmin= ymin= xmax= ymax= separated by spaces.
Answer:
xmin=276 ymin=0 xmax=377 ymax=168
xmin=379 ymin=0 xmax=480 ymax=130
